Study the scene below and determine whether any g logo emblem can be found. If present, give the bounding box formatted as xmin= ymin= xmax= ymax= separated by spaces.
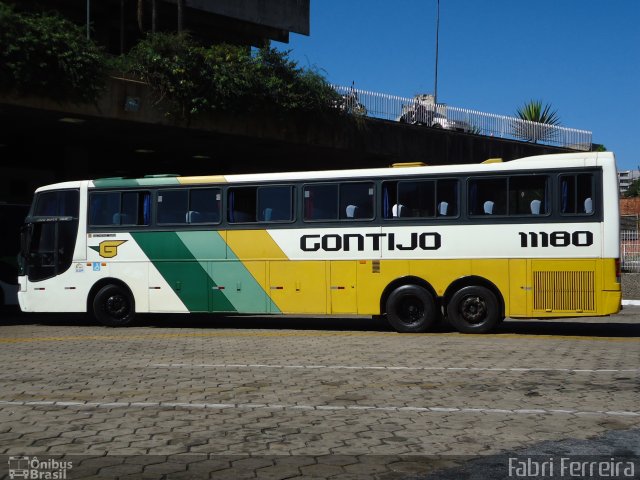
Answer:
xmin=91 ymin=240 xmax=127 ymax=258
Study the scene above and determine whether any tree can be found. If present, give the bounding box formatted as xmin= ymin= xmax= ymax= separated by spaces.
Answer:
xmin=137 ymin=0 xmax=157 ymax=33
xmin=177 ymin=0 xmax=183 ymax=33
xmin=624 ymin=178 xmax=640 ymax=198
xmin=513 ymin=99 xmax=561 ymax=143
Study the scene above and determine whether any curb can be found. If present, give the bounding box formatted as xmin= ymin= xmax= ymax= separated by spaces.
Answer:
xmin=622 ymin=300 xmax=640 ymax=306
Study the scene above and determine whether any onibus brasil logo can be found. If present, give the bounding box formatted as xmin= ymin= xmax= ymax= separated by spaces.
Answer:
xmin=8 ymin=456 xmax=72 ymax=479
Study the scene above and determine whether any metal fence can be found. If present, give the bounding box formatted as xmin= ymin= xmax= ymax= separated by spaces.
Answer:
xmin=621 ymin=230 xmax=640 ymax=272
xmin=332 ymin=85 xmax=592 ymax=151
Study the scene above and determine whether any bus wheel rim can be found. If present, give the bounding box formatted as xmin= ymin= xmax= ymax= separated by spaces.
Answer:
xmin=105 ymin=295 xmax=128 ymax=319
xmin=399 ymin=296 xmax=424 ymax=324
xmin=460 ymin=296 xmax=486 ymax=324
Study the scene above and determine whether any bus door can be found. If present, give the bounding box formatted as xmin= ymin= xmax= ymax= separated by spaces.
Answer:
xmin=508 ymin=259 xmax=530 ymax=317
xmin=207 ymin=259 xmax=269 ymax=314
xmin=330 ymin=261 xmax=357 ymax=314
xmin=268 ymin=260 xmax=327 ymax=314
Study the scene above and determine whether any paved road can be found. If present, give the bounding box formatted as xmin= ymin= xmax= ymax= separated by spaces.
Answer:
xmin=0 ymin=308 xmax=639 ymax=479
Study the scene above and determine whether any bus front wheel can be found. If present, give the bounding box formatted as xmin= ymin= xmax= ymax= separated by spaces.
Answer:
xmin=92 ymin=284 xmax=135 ymax=327
xmin=385 ymin=285 xmax=438 ymax=333
xmin=446 ymin=286 xmax=499 ymax=334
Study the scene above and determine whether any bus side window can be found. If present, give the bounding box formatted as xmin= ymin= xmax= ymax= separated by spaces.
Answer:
xmin=157 ymin=189 xmax=188 ymax=224
xmin=397 ymin=181 xmax=434 ymax=218
xmin=189 ymin=188 xmax=221 ymax=224
xmin=89 ymin=192 xmax=119 ymax=226
xmin=257 ymin=186 xmax=293 ymax=222
xmin=436 ymin=179 xmax=458 ymax=217
xmin=228 ymin=187 xmax=257 ymax=223
xmin=469 ymin=178 xmax=507 ymax=215
xmin=560 ymin=174 xmax=594 ymax=215
xmin=90 ymin=191 xmax=150 ymax=226
xmin=340 ymin=182 xmax=373 ymax=220
xmin=508 ymin=176 xmax=549 ymax=216
xmin=383 ymin=179 xmax=458 ymax=219
xmin=304 ymin=184 xmax=338 ymax=221
xmin=121 ymin=192 xmax=139 ymax=225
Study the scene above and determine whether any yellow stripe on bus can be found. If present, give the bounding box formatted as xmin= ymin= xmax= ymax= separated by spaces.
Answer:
xmin=177 ymin=175 xmax=228 ymax=184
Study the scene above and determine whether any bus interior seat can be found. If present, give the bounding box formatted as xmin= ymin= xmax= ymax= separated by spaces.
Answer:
xmin=346 ymin=204 xmax=359 ymax=218
xmin=186 ymin=210 xmax=202 ymax=223
xmin=483 ymin=200 xmax=494 ymax=214
xmin=584 ymin=197 xmax=593 ymax=214
xmin=262 ymin=208 xmax=273 ymax=221
xmin=437 ymin=201 xmax=448 ymax=216
xmin=392 ymin=204 xmax=405 ymax=217
xmin=530 ymin=199 xmax=541 ymax=215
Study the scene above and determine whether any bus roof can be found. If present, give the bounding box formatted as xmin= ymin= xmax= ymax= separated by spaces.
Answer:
xmin=36 ymin=152 xmax=615 ymax=192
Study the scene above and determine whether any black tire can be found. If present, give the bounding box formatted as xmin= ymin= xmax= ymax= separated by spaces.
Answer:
xmin=385 ymin=285 xmax=438 ymax=333
xmin=92 ymin=284 xmax=135 ymax=327
xmin=446 ymin=286 xmax=500 ymax=334
xmin=432 ymin=123 xmax=443 ymax=129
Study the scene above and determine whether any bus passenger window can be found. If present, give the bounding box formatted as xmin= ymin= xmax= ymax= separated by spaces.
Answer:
xmin=508 ymin=176 xmax=549 ymax=216
xmin=304 ymin=184 xmax=338 ymax=221
xmin=560 ymin=174 xmax=594 ymax=215
xmin=189 ymin=188 xmax=221 ymax=223
xmin=468 ymin=178 xmax=507 ymax=215
xmin=228 ymin=187 xmax=257 ymax=223
xmin=384 ymin=179 xmax=457 ymax=219
xmin=157 ymin=189 xmax=188 ymax=224
xmin=121 ymin=192 xmax=139 ymax=225
xmin=398 ymin=181 xmax=434 ymax=217
xmin=339 ymin=182 xmax=374 ymax=220
xmin=90 ymin=191 xmax=150 ymax=226
xmin=436 ymin=179 xmax=458 ymax=217
xmin=89 ymin=192 xmax=120 ymax=226
xmin=257 ymin=186 xmax=293 ymax=222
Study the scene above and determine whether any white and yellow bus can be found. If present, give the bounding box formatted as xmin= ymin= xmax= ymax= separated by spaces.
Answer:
xmin=18 ymin=152 xmax=621 ymax=333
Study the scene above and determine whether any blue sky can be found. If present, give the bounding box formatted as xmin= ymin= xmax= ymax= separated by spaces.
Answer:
xmin=275 ymin=0 xmax=640 ymax=170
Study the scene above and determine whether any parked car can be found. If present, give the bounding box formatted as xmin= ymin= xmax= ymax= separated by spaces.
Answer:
xmin=398 ymin=96 xmax=472 ymax=133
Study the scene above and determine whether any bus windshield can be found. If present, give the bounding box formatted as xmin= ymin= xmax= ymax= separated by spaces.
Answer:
xmin=21 ymin=190 xmax=80 ymax=282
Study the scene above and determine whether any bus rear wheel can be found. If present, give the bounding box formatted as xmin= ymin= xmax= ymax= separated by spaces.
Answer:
xmin=446 ymin=286 xmax=499 ymax=334
xmin=385 ymin=285 xmax=438 ymax=333
xmin=92 ymin=284 xmax=135 ymax=327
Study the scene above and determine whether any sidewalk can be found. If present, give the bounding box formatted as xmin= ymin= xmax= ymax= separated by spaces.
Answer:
xmin=622 ymin=273 xmax=640 ymax=303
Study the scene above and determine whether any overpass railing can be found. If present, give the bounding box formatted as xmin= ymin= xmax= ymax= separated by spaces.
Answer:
xmin=332 ymin=85 xmax=592 ymax=151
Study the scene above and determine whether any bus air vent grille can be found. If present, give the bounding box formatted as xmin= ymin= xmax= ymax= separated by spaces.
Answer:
xmin=533 ymin=270 xmax=595 ymax=312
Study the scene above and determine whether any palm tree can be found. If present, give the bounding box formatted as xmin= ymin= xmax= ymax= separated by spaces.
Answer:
xmin=513 ymin=100 xmax=561 ymax=143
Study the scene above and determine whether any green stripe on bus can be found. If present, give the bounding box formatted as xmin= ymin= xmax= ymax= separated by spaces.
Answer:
xmin=93 ymin=177 xmax=181 ymax=188
xmin=131 ymin=231 xmax=235 ymax=313
xmin=131 ymin=231 xmax=278 ymax=314
xmin=177 ymin=231 xmax=281 ymax=314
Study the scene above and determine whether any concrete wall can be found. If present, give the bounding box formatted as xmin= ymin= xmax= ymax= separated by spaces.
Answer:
xmin=185 ymin=0 xmax=310 ymax=34
xmin=0 ymin=77 xmax=573 ymax=202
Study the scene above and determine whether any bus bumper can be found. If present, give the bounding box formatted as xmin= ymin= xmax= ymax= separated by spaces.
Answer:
xmin=602 ymin=289 xmax=622 ymax=315
xmin=17 ymin=276 xmax=31 ymax=312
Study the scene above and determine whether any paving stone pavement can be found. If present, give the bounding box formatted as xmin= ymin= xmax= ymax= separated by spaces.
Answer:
xmin=0 ymin=309 xmax=639 ymax=479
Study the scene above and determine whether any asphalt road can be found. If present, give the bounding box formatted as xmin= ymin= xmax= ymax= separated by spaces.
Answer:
xmin=0 ymin=308 xmax=638 ymax=479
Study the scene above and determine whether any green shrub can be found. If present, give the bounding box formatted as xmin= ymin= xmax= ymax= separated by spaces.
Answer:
xmin=0 ymin=3 xmax=107 ymax=103
xmin=0 ymin=4 xmax=342 ymax=118
xmin=126 ymin=33 xmax=342 ymax=118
